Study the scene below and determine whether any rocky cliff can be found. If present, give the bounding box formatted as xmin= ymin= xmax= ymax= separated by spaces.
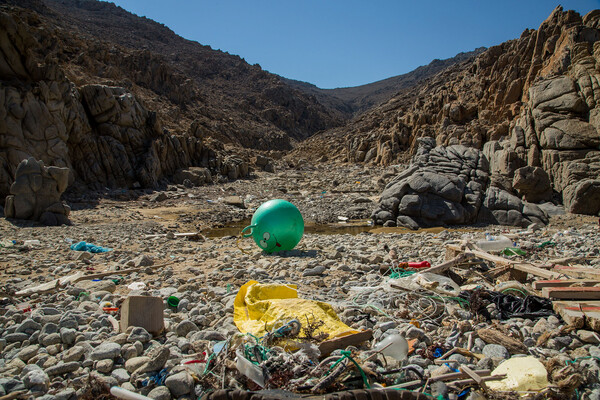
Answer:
xmin=0 ymin=0 xmax=348 ymax=198
xmin=302 ymin=7 xmax=600 ymax=217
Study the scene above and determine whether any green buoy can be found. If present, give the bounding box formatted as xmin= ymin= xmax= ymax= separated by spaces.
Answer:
xmin=241 ymin=199 xmax=304 ymax=253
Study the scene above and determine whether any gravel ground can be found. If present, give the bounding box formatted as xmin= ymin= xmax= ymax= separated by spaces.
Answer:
xmin=1 ymin=163 xmax=599 ymax=399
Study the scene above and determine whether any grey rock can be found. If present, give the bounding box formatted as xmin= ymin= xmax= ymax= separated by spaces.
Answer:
xmin=91 ymin=342 xmax=121 ymax=360
xmin=45 ymin=361 xmax=80 ymax=375
xmin=482 ymin=344 xmax=510 ymax=359
xmin=111 ymin=368 xmax=131 ymax=384
xmin=378 ymin=321 xmax=397 ymax=333
xmin=54 ymin=388 xmax=77 ymax=400
xmin=61 ymin=346 xmax=85 ymax=363
xmin=18 ymin=344 xmax=40 ymax=362
xmin=5 ymin=333 xmax=30 ymax=342
xmin=16 ymin=318 xmax=42 ymax=334
xmin=125 ymin=356 xmax=150 ymax=373
xmin=41 ymin=333 xmax=61 ymax=346
xmin=128 ymin=327 xmax=152 ymax=343
xmin=303 ymin=265 xmax=326 ymax=276
xmin=95 ymin=359 xmax=114 ymax=374
xmin=59 ymin=314 xmax=79 ymax=330
xmin=132 ymin=346 xmax=170 ymax=375
xmin=175 ymin=320 xmax=199 ymax=337
xmin=133 ymin=255 xmax=154 ymax=267
xmin=3 ymin=158 xmax=70 ymax=224
xmin=476 ymin=357 xmax=495 ymax=370
xmin=372 ymin=143 xmax=488 ymax=228
xmin=165 ymin=371 xmax=194 ymax=396
xmin=121 ymin=344 xmax=139 ymax=360
xmin=23 ymin=368 xmax=49 ymax=393
xmin=60 ymin=328 xmax=77 ymax=345
xmin=577 ymin=330 xmax=600 ymax=344
xmin=190 ymin=330 xmax=226 ymax=342
xmin=148 ymin=386 xmax=172 ymax=400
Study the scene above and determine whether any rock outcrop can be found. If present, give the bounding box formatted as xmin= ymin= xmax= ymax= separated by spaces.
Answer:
xmin=372 ymin=139 xmax=550 ymax=229
xmin=305 ymin=7 xmax=600 ymax=217
xmin=372 ymin=138 xmax=489 ymax=228
xmin=0 ymin=7 xmax=251 ymax=198
xmin=4 ymin=158 xmax=71 ymax=225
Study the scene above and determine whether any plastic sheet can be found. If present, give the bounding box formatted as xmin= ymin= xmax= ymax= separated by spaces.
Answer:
xmin=389 ymin=272 xmax=460 ymax=297
xmin=462 ymin=289 xmax=554 ymax=320
xmin=233 ymin=280 xmax=358 ymax=342
xmin=70 ymin=241 xmax=112 ymax=253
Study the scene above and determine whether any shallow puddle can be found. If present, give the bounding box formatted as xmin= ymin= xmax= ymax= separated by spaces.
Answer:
xmin=203 ymin=219 xmax=484 ymax=238
xmin=203 ymin=219 xmax=375 ymax=237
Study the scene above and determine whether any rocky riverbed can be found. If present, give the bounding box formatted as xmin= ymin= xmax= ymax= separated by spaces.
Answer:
xmin=1 ymin=164 xmax=599 ymax=400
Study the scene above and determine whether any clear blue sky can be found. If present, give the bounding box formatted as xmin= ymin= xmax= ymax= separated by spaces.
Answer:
xmin=109 ymin=0 xmax=599 ymax=89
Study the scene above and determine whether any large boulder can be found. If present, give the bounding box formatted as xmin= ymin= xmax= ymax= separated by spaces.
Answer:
xmin=4 ymin=158 xmax=71 ymax=225
xmin=478 ymin=186 xmax=549 ymax=227
xmin=512 ymin=166 xmax=553 ymax=203
xmin=372 ymin=138 xmax=489 ymax=228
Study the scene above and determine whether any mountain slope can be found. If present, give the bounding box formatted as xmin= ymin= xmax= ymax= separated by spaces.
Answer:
xmin=283 ymin=48 xmax=486 ymax=116
xmin=20 ymin=0 xmax=347 ymax=150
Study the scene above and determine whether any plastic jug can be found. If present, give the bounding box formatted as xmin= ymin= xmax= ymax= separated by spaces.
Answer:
xmin=476 ymin=235 xmax=512 ymax=252
xmin=372 ymin=334 xmax=408 ymax=361
xmin=241 ymin=199 xmax=304 ymax=253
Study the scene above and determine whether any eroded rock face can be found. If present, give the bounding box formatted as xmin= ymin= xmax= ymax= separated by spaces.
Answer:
xmin=477 ymin=186 xmax=549 ymax=228
xmin=4 ymin=158 xmax=71 ymax=225
xmin=372 ymin=138 xmax=489 ymax=228
xmin=0 ymin=10 xmax=250 ymax=198
xmin=372 ymin=139 xmax=552 ymax=229
xmin=315 ymin=7 xmax=600 ymax=216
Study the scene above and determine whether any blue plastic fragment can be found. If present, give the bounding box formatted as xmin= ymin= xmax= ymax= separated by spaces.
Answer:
xmin=70 ymin=241 xmax=112 ymax=253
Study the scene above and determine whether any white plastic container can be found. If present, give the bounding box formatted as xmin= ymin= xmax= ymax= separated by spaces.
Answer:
xmin=372 ymin=334 xmax=408 ymax=361
xmin=476 ymin=235 xmax=512 ymax=252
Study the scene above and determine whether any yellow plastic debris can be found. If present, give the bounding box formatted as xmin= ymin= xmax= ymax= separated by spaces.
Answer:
xmin=233 ymin=280 xmax=358 ymax=342
xmin=486 ymin=356 xmax=549 ymax=392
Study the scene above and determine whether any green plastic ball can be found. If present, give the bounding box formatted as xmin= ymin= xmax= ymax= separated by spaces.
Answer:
xmin=242 ymin=199 xmax=304 ymax=253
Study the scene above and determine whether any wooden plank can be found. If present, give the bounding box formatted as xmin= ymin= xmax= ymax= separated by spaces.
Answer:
xmin=459 ymin=365 xmax=489 ymax=392
xmin=120 ymin=296 xmax=165 ymax=335
xmin=552 ymin=265 xmax=600 ymax=279
xmin=553 ymin=301 xmax=600 ymax=331
xmin=14 ymin=272 xmax=85 ymax=297
xmin=318 ymin=330 xmax=373 ymax=357
xmin=14 ymin=261 xmax=174 ymax=297
xmin=430 ymin=369 xmax=492 ymax=383
xmin=448 ymin=374 xmax=507 ymax=387
xmin=533 ymin=279 xmax=600 ymax=290
xmin=553 ymin=302 xmax=585 ymax=328
xmin=510 ymin=263 xmax=561 ymax=279
xmin=445 ymin=244 xmax=561 ymax=279
xmin=476 ymin=329 xmax=528 ymax=354
xmin=542 ymin=287 xmax=600 ymax=300
xmin=144 ymin=232 xmax=200 ymax=239
xmin=421 ymin=253 xmax=474 ymax=275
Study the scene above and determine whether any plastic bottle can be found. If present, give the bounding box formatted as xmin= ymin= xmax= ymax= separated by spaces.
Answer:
xmin=372 ymin=334 xmax=408 ymax=361
xmin=476 ymin=235 xmax=512 ymax=252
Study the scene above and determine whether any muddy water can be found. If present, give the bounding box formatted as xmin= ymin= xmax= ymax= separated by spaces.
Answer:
xmin=203 ymin=219 xmax=485 ymax=238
